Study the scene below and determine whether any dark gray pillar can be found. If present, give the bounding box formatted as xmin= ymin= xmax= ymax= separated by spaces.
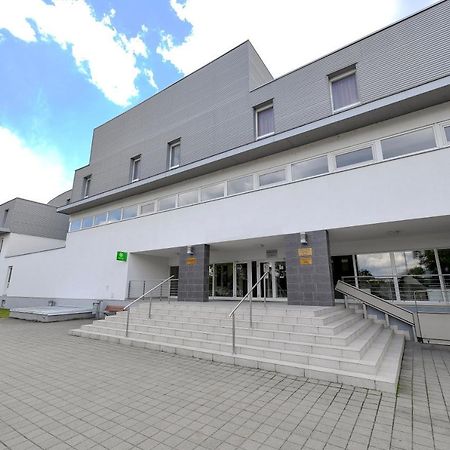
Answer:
xmin=178 ymin=244 xmax=210 ymax=302
xmin=285 ymin=230 xmax=334 ymax=306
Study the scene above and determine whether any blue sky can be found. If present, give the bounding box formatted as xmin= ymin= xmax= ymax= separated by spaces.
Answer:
xmin=0 ymin=0 xmax=437 ymax=204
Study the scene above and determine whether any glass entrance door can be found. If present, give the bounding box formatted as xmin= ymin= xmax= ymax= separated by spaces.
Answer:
xmin=257 ymin=261 xmax=287 ymax=299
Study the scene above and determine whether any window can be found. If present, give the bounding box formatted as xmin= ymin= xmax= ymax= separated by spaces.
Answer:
xmin=81 ymin=216 xmax=94 ymax=229
xmin=255 ymin=103 xmax=274 ymax=138
xmin=179 ymin=190 xmax=198 ymax=207
xmin=141 ymin=202 xmax=155 ymax=215
xmin=292 ymin=156 xmax=329 ymax=180
xmin=2 ymin=209 xmax=9 ymax=227
xmin=444 ymin=126 xmax=450 ymax=143
xmin=0 ymin=238 xmax=3 ymax=253
xmin=69 ymin=219 xmax=82 ymax=232
xmin=5 ymin=266 xmax=13 ymax=289
xmin=330 ymin=69 xmax=359 ymax=112
xmin=381 ymin=127 xmax=436 ymax=160
xmin=107 ymin=209 xmax=122 ymax=223
xmin=130 ymin=155 xmax=141 ymax=182
xmin=335 ymin=147 xmax=373 ymax=169
xmin=259 ymin=169 xmax=285 ymax=187
xmin=123 ymin=205 xmax=138 ymax=220
xmin=93 ymin=213 xmax=107 ymax=226
xmin=82 ymin=175 xmax=91 ymax=198
xmin=200 ymin=183 xmax=225 ymax=201
xmin=227 ymin=175 xmax=254 ymax=195
xmin=158 ymin=196 xmax=177 ymax=211
xmin=168 ymin=141 xmax=181 ymax=169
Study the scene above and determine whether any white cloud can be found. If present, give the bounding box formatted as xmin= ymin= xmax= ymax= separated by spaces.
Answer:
xmin=144 ymin=68 xmax=158 ymax=90
xmin=157 ymin=0 xmax=413 ymax=77
xmin=0 ymin=126 xmax=72 ymax=205
xmin=0 ymin=0 xmax=150 ymax=106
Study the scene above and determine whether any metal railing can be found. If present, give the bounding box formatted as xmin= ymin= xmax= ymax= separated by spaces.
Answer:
xmin=341 ymin=274 xmax=450 ymax=303
xmin=128 ymin=278 xmax=179 ymax=299
xmin=229 ymin=270 xmax=270 ymax=353
xmin=124 ymin=275 xmax=174 ymax=337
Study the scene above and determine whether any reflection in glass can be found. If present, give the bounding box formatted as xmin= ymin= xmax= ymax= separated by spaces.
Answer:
xmin=108 ymin=209 xmax=122 ymax=222
xmin=444 ymin=126 xmax=450 ymax=143
xmin=381 ymin=127 xmax=436 ymax=159
xmin=357 ymin=253 xmax=392 ymax=277
xmin=236 ymin=263 xmax=248 ymax=297
xmin=69 ymin=219 xmax=82 ymax=232
xmin=214 ymin=263 xmax=233 ymax=297
xmin=81 ymin=216 xmax=94 ymax=229
xmin=275 ymin=261 xmax=287 ymax=297
xmin=94 ymin=212 xmax=107 ymax=226
xmin=292 ymin=156 xmax=328 ymax=180
xmin=158 ymin=196 xmax=176 ymax=211
xmin=260 ymin=262 xmax=273 ymax=297
xmin=179 ymin=190 xmax=198 ymax=207
xmin=335 ymin=147 xmax=373 ymax=168
xmin=228 ymin=175 xmax=253 ymax=195
xmin=123 ymin=205 xmax=138 ymax=219
xmin=201 ymin=183 xmax=225 ymax=201
xmin=259 ymin=169 xmax=285 ymax=187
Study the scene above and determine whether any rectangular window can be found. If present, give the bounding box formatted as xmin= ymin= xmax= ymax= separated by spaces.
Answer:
xmin=335 ymin=147 xmax=373 ymax=169
xmin=0 ymin=238 xmax=3 ymax=253
xmin=292 ymin=156 xmax=329 ymax=180
xmin=381 ymin=127 xmax=436 ymax=160
xmin=158 ymin=195 xmax=177 ymax=211
xmin=69 ymin=219 xmax=82 ymax=232
xmin=255 ymin=103 xmax=274 ymax=138
xmin=5 ymin=266 xmax=13 ymax=289
xmin=444 ymin=126 xmax=450 ymax=143
xmin=168 ymin=141 xmax=181 ymax=169
xmin=2 ymin=209 xmax=9 ymax=227
xmin=330 ymin=70 xmax=359 ymax=112
xmin=122 ymin=205 xmax=138 ymax=220
xmin=141 ymin=202 xmax=155 ymax=215
xmin=107 ymin=208 xmax=122 ymax=223
xmin=201 ymin=183 xmax=225 ymax=202
xmin=82 ymin=175 xmax=91 ymax=198
xmin=130 ymin=155 xmax=141 ymax=182
xmin=214 ymin=263 xmax=234 ymax=297
xmin=227 ymin=175 xmax=254 ymax=195
xmin=178 ymin=190 xmax=198 ymax=207
xmin=93 ymin=212 xmax=107 ymax=226
xmin=81 ymin=216 xmax=94 ymax=229
xmin=259 ymin=169 xmax=285 ymax=187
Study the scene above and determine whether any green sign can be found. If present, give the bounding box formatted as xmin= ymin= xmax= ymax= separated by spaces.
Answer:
xmin=116 ymin=251 xmax=128 ymax=262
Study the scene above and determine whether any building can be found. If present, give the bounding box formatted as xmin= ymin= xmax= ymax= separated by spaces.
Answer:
xmin=2 ymin=0 xmax=450 ymax=312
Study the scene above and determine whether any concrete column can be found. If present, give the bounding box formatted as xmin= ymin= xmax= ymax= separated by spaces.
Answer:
xmin=178 ymin=244 xmax=210 ymax=302
xmin=285 ymin=230 xmax=334 ymax=306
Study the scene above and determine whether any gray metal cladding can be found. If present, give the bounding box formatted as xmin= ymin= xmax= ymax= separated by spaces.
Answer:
xmin=72 ymin=1 xmax=450 ymax=202
xmin=0 ymin=199 xmax=69 ymax=240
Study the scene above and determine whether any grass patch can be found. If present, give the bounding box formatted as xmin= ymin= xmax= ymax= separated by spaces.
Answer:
xmin=0 ymin=308 xmax=10 ymax=318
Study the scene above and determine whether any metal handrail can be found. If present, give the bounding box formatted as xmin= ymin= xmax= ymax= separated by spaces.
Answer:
xmin=229 ymin=270 xmax=270 ymax=353
xmin=124 ymin=275 xmax=174 ymax=337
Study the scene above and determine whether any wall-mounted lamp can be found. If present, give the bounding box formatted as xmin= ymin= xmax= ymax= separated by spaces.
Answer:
xmin=300 ymin=232 xmax=308 ymax=245
xmin=186 ymin=245 xmax=194 ymax=255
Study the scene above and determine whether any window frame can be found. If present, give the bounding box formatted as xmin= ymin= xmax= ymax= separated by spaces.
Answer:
xmin=168 ymin=140 xmax=181 ymax=170
xmin=82 ymin=175 xmax=92 ymax=198
xmin=227 ymin=174 xmax=254 ymax=196
xmin=130 ymin=155 xmax=141 ymax=182
xmin=329 ymin=68 xmax=360 ymax=113
xmin=200 ymin=182 xmax=226 ymax=202
xmin=291 ymin=155 xmax=329 ymax=181
xmin=333 ymin=145 xmax=374 ymax=170
xmin=254 ymin=102 xmax=275 ymax=140
xmin=380 ymin=125 xmax=438 ymax=161
xmin=178 ymin=189 xmax=199 ymax=207
xmin=257 ymin=167 xmax=286 ymax=188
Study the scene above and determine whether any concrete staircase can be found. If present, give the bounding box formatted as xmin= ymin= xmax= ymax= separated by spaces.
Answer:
xmin=70 ymin=301 xmax=404 ymax=392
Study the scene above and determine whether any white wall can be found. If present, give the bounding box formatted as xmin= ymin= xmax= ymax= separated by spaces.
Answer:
xmin=4 ymin=103 xmax=450 ymax=302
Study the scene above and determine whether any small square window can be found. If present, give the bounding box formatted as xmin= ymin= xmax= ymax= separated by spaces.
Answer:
xmin=179 ymin=190 xmax=199 ymax=207
xmin=258 ymin=169 xmax=285 ymax=187
xmin=227 ymin=175 xmax=253 ymax=195
xmin=141 ymin=202 xmax=155 ymax=215
xmin=123 ymin=205 xmax=138 ymax=219
xmin=169 ymin=141 xmax=181 ymax=169
xmin=200 ymin=183 xmax=225 ymax=202
xmin=107 ymin=209 xmax=122 ymax=223
xmin=69 ymin=219 xmax=82 ymax=232
xmin=330 ymin=70 xmax=359 ymax=112
xmin=130 ymin=155 xmax=141 ymax=182
xmin=94 ymin=213 xmax=107 ymax=226
xmin=81 ymin=216 xmax=94 ymax=229
xmin=158 ymin=196 xmax=177 ymax=211
xmin=82 ymin=175 xmax=91 ymax=198
xmin=255 ymin=103 xmax=274 ymax=139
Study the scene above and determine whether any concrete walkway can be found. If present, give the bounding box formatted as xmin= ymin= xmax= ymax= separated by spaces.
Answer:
xmin=0 ymin=319 xmax=449 ymax=450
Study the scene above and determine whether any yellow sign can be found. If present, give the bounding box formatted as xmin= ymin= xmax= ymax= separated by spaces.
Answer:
xmin=299 ymin=256 xmax=313 ymax=265
xmin=298 ymin=247 xmax=312 ymax=257
xmin=186 ymin=257 xmax=197 ymax=266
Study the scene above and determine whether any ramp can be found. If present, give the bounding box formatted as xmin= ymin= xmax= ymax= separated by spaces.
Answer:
xmin=10 ymin=306 xmax=94 ymax=322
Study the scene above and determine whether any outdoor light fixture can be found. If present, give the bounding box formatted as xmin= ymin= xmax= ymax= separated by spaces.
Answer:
xmin=300 ymin=232 xmax=308 ymax=245
xmin=186 ymin=245 xmax=194 ymax=255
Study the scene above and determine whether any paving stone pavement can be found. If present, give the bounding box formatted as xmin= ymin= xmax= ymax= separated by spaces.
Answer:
xmin=0 ymin=318 xmax=449 ymax=450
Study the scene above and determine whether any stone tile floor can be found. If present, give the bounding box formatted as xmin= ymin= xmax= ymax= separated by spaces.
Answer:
xmin=0 ymin=319 xmax=449 ymax=449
